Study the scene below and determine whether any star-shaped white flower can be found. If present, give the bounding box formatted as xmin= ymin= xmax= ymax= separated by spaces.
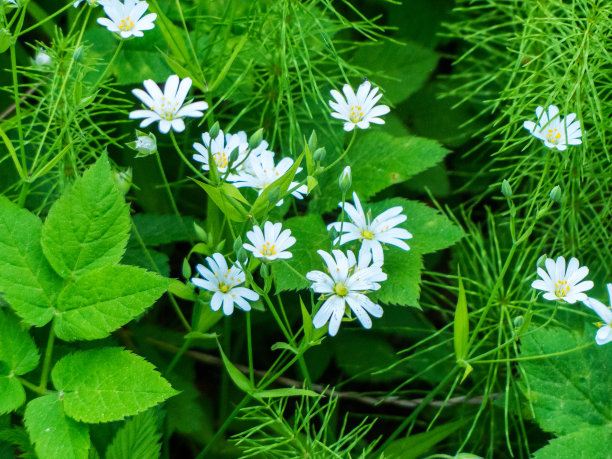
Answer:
xmin=130 ymin=75 xmax=209 ymax=134
xmin=97 ymin=0 xmax=157 ymax=39
xmin=328 ymin=192 xmax=412 ymax=265
xmin=329 ymin=80 xmax=390 ymax=131
xmin=307 ymin=249 xmax=386 ymax=336
xmin=232 ymin=151 xmax=307 ymax=206
xmin=523 ymin=105 xmax=582 ymax=150
xmin=243 ymin=222 xmax=296 ymax=262
xmin=193 ymin=129 xmax=248 ymax=175
xmin=531 ymin=256 xmax=593 ymax=304
xmin=583 ymin=284 xmax=612 ymax=345
xmin=191 ymin=253 xmax=259 ymax=315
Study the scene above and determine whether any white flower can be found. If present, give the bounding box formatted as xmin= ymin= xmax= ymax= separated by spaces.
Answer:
xmin=583 ymin=284 xmax=612 ymax=345
xmin=329 ymin=80 xmax=390 ymax=131
xmin=531 ymin=256 xmax=593 ymax=304
xmin=97 ymin=0 xmax=156 ymax=39
xmin=328 ymin=192 xmax=412 ymax=265
xmin=3 ymin=0 xmax=18 ymax=7
xmin=191 ymin=253 xmax=259 ymax=316
xmin=307 ymin=249 xmax=386 ymax=336
xmin=523 ymin=105 xmax=582 ymax=150
xmin=243 ymin=222 xmax=296 ymax=262
xmin=193 ymin=129 xmax=248 ymax=175
xmin=232 ymin=151 xmax=307 ymax=206
xmin=130 ymin=75 xmax=209 ymax=134
xmin=33 ymin=49 xmax=52 ymax=67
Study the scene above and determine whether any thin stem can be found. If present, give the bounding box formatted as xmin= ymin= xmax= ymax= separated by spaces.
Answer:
xmin=153 ymin=148 xmax=181 ymax=217
xmin=19 ymin=377 xmax=47 ymax=396
xmin=246 ymin=312 xmax=254 ymax=386
xmin=323 ymin=130 xmax=357 ymax=173
xmin=170 ymin=130 xmax=211 ymax=183
xmin=167 ymin=338 xmax=192 ymax=373
xmin=18 ymin=0 xmax=74 ymax=36
xmin=39 ymin=323 xmax=56 ymax=391
xmin=92 ymin=39 xmax=123 ymax=89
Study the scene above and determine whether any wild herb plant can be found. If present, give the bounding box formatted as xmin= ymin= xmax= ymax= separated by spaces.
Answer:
xmin=0 ymin=0 xmax=610 ymax=458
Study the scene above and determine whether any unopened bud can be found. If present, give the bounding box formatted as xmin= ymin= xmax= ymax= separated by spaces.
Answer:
xmin=248 ymin=128 xmax=264 ymax=150
xmin=501 ymin=179 xmax=512 ymax=198
xmin=308 ymin=130 xmax=317 ymax=151
xmin=236 ymin=247 xmax=248 ymax=265
xmin=73 ymin=45 xmax=84 ymax=62
xmin=33 ymin=48 xmax=52 ymax=67
xmin=208 ymin=121 xmax=220 ymax=140
xmin=268 ymin=186 xmax=281 ymax=205
xmin=193 ymin=223 xmax=208 ymax=242
xmin=536 ymin=254 xmax=548 ymax=270
xmin=313 ymin=147 xmax=326 ymax=162
xmin=113 ymin=168 xmax=132 ymax=195
xmin=513 ymin=315 xmax=524 ymax=329
xmin=228 ymin=146 xmax=240 ymax=165
xmin=549 ymin=185 xmax=562 ymax=203
xmin=259 ymin=263 xmax=269 ymax=279
xmin=182 ymin=258 xmax=192 ymax=279
xmin=128 ymin=130 xmax=157 ymax=157
xmin=339 ymin=166 xmax=352 ymax=192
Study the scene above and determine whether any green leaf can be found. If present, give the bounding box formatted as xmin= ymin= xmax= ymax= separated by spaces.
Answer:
xmin=54 ymin=265 xmax=170 ymax=342
xmin=0 ymin=195 xmax=62 ymax=326
xmin=310 ymin=133 xmax=449 ymax=214
xmin=122 ymin=247 xmax=170 ymax=277
xmin=353 ymin=41 xmax=439 ymax=105
xmin=218 ymin=344 xmax=253 ymax=395
xmin=0 ymin=378 xmax=25 ymax=416
xmin=371 ymin=249 xmax=423 ymax=307
xmin=454 ymin=269 xmax=470 ymax=374
xmin=271 ymin=215 xmax=330 ymax=293
xmin=254 ymin=388 xmax=319 ymax=399
xmin=382 ymin=419 xmax=468 ymax=459
xmin=41 ymin=155 xmax=131 ymax=279
xmin=52 ymin=348 xmax=178 ymax=423
xmin=193 ymin=181 xmax=249 ymax=223
xmin=533 ymin=426 xmax=612 ymax=459
xmin=105 ymin=410 xmax=161 ymax=459
xmin=25 ymin=395 xmax=90 ymax=459
xmin=130 ymin=214 xmax=199 ymax=247
xmin=519 ymin=327 xmax=612 ymax=436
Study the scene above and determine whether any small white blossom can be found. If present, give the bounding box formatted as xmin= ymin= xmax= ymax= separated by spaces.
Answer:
xmin=33 ymin=49 xmax=52 ymax=67
xmin=583 ymin=284 xmax=612 ymax=345
xmin=531 ymin=256 xmax=593 ymax=304
xmin=233 ymin=150 xmax=307 ymax=206
xmin=130 ymin=75 xmax=209 ymax=134
xmin=523 ymin=105 xmax=582 ymax=150
xmin=193 ymin=130 xmax=248 ymax=175
xmin=329 ymin=80 xmax=390 ymax=131
xmin=191 ymin=253 xmax=259 ymax=315
xmin=328 ymin=192 xmax=412 ymax=265
xmin=243 ymin=221 xmax=296 ymax=262
xmin=307 ymin=249 xmax=386 ymax=336
xmin=97 ymin=0 xmax=156 ymax=39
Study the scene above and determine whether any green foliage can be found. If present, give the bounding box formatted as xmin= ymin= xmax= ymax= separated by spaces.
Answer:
xmin=25 ymin=395 xmax=90 ymax=459
xmin=383 ymin=420 xmax=468 ymax=458
xmin=41 ymin=155 xmax=131 ymax=279
xmin=51 ymin=348 xmax=178 ymax=423
xmin=533 ymin=426 xmax=612 ymax=459
xmin=0 ymin=310 xmax=39 ymax=414
xmin=54 ymin=265 xmax=169 ymax=341
xmin=105 ymin=410 xmax=162 ymax=459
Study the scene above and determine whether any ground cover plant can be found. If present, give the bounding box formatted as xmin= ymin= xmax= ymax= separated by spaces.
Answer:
xmin=0 ymin=0 xmax=611 ymax=457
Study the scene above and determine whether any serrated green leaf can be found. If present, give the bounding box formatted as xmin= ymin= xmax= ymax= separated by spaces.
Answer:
xmin=54 ymin=265 xmax=169 ymax=341
xmin=41 ymin=155 xmax=131 ymax=279
xmin=271 ymin=215 xmax=330 ymax=293
xmin=533 ymin=426 xmax=612 ymax=459
xmin=105 ymin=410 xmax=161 ymax=459
xmin=52 ymin=348 xmax=178 ymax=423
xmin=121 ymin=247 xmax=170 ymax=277
xmin=25 ymin=395 xmax=90 ymax=459
xmin=371 ymin=249 xmax=423 ymax=307
xmin=218 ymin=345 xmax=253 ymax=394
xmin=0 ymin=196 xmax=62 ymax=326
xmin=310 ymin=133 xmax=449 ymax=214
xmin=519 ymin=327 xmax=612 ymax=436
xmin=0 ymin=309 xmax=40 ymax=375
xmin=0 ymin=378 xmax=25 ymax=416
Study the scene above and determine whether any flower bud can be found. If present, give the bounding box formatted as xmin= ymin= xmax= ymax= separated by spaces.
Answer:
xmin=338 ymin=166 xmax=352 ymax=192
xmin=181 ymin=258 xmax=192 ymax=279
xmin=208 ymin=121 xmax=220 ymax=140
xmin=259 ymin=263 xmax=269 ymax=279
xmin=113 ymin=168 xmax=132 ymax=195
xmin=193 ymin=223 xmax=208 ymax=242
xmin=248 ymin=128 xmax=264 ymax=150
xmin=308 ymin=130 xmax=317 ymax=151
xmin=501 ymin=179 xmax=512 ymax=198
xmin=549 ymin=185 xmax=562 ymax=203
xmin=228 ymin=146 xmax=240 ymax=165
xmin=536 ymin=254 xmax=548 ymax=270
xmin=128 ymin=130 xmax=157 ymax=157
xmin=313 ymin=147 xmax=326 ymax=162
xmin=236 ymin=247 xmax=248 ymax=265
xmin=513 ymin=315 xmax=524 ymax=329
xmin=33 ymin=49 xmax=52 ymax=67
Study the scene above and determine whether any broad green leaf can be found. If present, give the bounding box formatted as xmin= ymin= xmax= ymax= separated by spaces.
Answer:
xmin=0 ymin=195 xmax=62 ymax=326
xmin=0 ymin=378 xmax=25 ymax=416
xmin=105 ymin=410 xmax=161 ymax=459
xmin=271 ymin=215 xmax=330 ymax=293
xmin=0 ymin=309 xmax=40 ymax=375
xmin=382 ymin=419 xmax=468 ymax=459
xmin=519 ymin=327 xmax=612 ymax=436
xmin=254 ymin=388 xmax=319 ymax=399
xmin=52 ymin=348 xmax=178 ymax=423
xmin=310 ymin=133 xmax=449 ymax=214
xmin=54 ymin=265 xmax=170 ymax=341
xmin=533 ymin=426 xmax=612 ymax=459
xmin=25 ymin=395 xmax=90 ymax=459
xmin=41 ymin=155 xmax=131 ymax=279
xmin=353 ymin=41 xmax=439 ymax=104
xmin=371 ymin=249 xmax=423 ymax=307
xmin=218 ymin=345 xmax=253 ymax=394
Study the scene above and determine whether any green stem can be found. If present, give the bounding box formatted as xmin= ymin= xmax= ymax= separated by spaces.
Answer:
xmin=167 ymin=338 xmax=192 ymax=373
xmin=92 ymin=39 xmax=123 ymax=89
xmin=19 ymin=377 xmax=47 ymax=396
xmin=246 ymin=312 xmax=254 ymax=386
xmin=323 ymin=130 xmax=357 ymax=173
xmin=39 ymin=323 xmax=56 ymax=391
xmin=170 ymin=130 xmax=211 ymax=183
xmin=18 ymin=0 xmax=75 ymax=36
xmin=153 ymin=149 xmax=181 ymax=217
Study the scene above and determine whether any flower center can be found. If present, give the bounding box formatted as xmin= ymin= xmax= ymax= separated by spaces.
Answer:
xmin=260 ymin=242 xmax=276 ymax=257
xmin=349 ymin=106 xmax=364 ymax=124
xmin=554 ymin=280 xmax=570 ymax=298
xmin=213 ymin=151 xmax=228 ymax=170
xmin=218 ymin=281 xmax=230 ymax=293
xmin=333 ymin=283 xmax=349 ymax=297
xmin=159 ymin=96 xmax=176 ymax=121
xmin=545 ymin=128 xmax=562 ymax=144
xmin=119 ymin=16 xmax=134 ymax=32
xmin=360 ymin=229 xmax=374 ymax=240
